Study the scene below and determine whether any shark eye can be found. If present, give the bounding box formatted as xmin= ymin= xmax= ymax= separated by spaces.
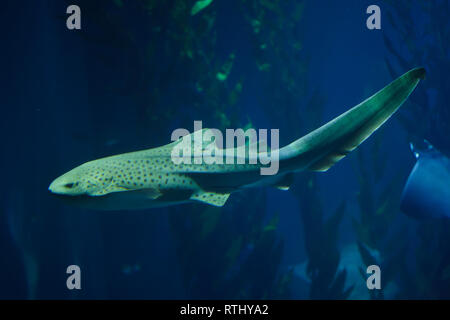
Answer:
xmin=64 ymin=183 xmax=74 ymax=189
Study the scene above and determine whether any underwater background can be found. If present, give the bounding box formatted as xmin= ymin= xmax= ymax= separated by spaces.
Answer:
xmin=1 ymin=0 xmax=450 ymax=299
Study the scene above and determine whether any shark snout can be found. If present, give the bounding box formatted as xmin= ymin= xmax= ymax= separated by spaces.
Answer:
xmin=48 ymin=177 xmax=68 ymax=195
xmin=48 ymin=172 xmax=81 ymax=195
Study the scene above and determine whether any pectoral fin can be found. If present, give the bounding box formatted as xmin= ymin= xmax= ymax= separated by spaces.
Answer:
xmin=190 ymin=191 xmax=230 ymax=207
xmin=92 ymin=184 xmax=162 ymax=199
xmin=140 ymin=188 xmax=163 ymax=199
xmin=88 ymin=178 xmax=131 ymax=196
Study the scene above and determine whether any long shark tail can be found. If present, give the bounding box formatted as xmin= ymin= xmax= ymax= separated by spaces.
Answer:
xmin=279 ymin=67 xmax=426 ymax=172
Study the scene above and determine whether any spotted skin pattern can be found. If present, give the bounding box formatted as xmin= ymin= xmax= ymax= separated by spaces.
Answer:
xmin=49 ymin=136 xmax=261 ymax=208
xmin=49 ymin=68 xmax=425 ymax=210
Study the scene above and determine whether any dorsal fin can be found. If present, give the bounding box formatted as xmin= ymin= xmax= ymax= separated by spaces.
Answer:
xmin=110 ymin=128 xmax=213 ymax=160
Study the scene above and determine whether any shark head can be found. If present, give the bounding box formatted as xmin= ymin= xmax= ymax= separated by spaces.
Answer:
xmin=48 ymin=161 xmax=115 ymax=196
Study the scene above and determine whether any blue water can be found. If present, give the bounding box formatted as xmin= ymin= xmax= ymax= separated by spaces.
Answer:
xmin=1 ymin=0 xmax=450 ymax=299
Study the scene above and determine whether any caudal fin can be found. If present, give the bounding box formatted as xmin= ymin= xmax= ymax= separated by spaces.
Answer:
xmin=279 ymin=67 xmax=426 ymax=172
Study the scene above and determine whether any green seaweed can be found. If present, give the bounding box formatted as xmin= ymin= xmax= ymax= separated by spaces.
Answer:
xmin=381 ymin=0 xmax=450 ymax=299
xmin=191 ymin=0 xmax=214 ymax=16
xmin=240 ymin=0 xmax=353 ymax=299
xmin=351 ymin=132 xmax=410 ymax=299
xmin=168 ymin=193 xmax=290 ymax=298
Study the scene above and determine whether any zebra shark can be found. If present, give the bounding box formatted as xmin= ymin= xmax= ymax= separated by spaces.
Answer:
xmin=49 ymin=68 xmax=425 ymax=210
